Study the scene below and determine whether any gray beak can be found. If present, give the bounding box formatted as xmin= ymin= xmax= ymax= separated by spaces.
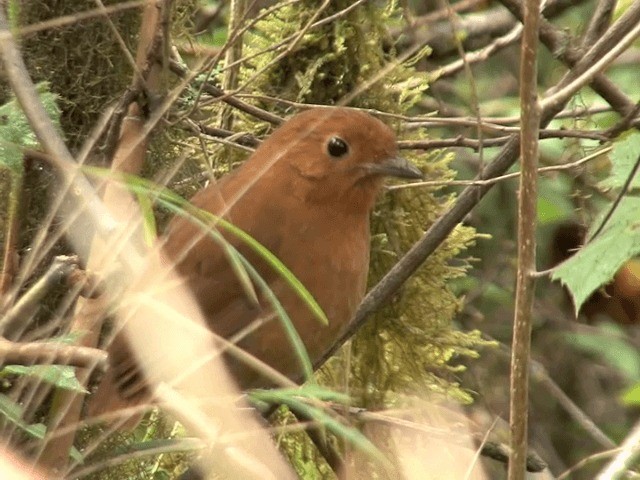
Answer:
xmin=363 ymin=156 xmax=423 ymax=179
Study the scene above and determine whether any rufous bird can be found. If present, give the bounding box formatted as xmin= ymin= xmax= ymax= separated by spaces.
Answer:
xmin=89 ymin=107 xmax=422 ymax=416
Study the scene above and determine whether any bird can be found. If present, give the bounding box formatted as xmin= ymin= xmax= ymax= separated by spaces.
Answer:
xmin=88 ymin=107 xmax=422 ymax=416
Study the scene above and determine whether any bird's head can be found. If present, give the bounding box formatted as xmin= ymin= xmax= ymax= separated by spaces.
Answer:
xmin=256 ymin=108 xmax=422 ymax=213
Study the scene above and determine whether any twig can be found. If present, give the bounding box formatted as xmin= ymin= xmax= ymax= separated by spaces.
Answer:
xmin=218 ymin=0 xmax=247 ymax=132
xmin=0 ymin=13 xmax=119 ymax=239
xmin=540 ymin=20 xmax=640 ymax=113
xmin=603 ymin=102 xmax=640 ymax=139
xmin=349 ymin=407 xmax=547 ymax=472
xmin=442 ymin=0 xmax=486 ymax=169
xmin=529 ymin=361 xmax=616 ymax=450
xmin=398 ymin=128 xmax=609 ymax=151
xmin=0 ymin=256 xmax=81 ymax=340
xmin=400 ymin=136 xmax=510 ymax=151
xmin=486 ymin=339 xmax=618 ymax=451
xmin=5 ymin=0 xmax=148 ymax=38
xmin=388 ymin=146 xmax=610 ymax=190
xmin=548 ymin=0 xmax=640 ymax=101
xmin=436 ymin=23 xmax=523 ymax=78
xmin=189 ymin=120 xmax=261 ymax=149
xmin=508 ymin=0 xmax=541 ymax=477
xmin=588 ymin=153 xmax=640 ymax=242
xmin=558 ymin=448 xmax=624 ymax=480
xmin=0 ymin=338 xmax=107 ymax=370
xmin=0 ymin=165 xmax=24 ymax=297
xmin=580 ymin=0 xmax=616 ymax=49
xmin=168 ymin=59 xmax=283 ymax=125
xmin=498 ymin=0 xmax=640 ymax=118
xmin=596 ymin=420 xmax=640 ymax=479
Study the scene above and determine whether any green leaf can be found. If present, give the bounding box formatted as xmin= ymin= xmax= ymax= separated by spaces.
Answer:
xmin=564 ymin=322 xmax=640 ymax=381
xmin=1 ymin=365 xmax=88 ymax=393
xmin=137 ymin=190 xmax=159 ymax=246
xmin=551 ymin=196 xmax=640 ymax=311
xmin=537 ymin=176 xmax=574 ymax=225
xmin=0 ymin=393 xmax=46 ymax=439
xmin=250 ymin=384 xmax=351 ymax=405
xmin=621 ymin=383 xmax=640 ymax=406
xmin=599 ymin=131 xmax=640 ymax=191
xmin=0 ymin=393 xmax=84 ymax=461
xmin=537 ymin=196 xmax=571 ymax=225
xmin=250 ymin=388 xmax=390 ymax=469
xmin=0 ymin=82 xmax=61 ymax=173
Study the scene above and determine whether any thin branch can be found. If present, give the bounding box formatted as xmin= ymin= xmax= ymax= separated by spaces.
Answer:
xmin=0 ymin=256 xmax=81 ymax=340
xmin=530 ymin=361 xmax=616 ymax=450
xmin=398 ymin=128 xmax=609 ymax=151
xmin=540 ymin=20 xmax=640 ymax=113
xmin=604 ymin=102 xmax=640 ymax=138
xmin=558 ymin=448 xmax=625 ymax=480
xmin=508 ymin=0 xmax=541 ymax=477
xmin=436 ymin=23 xmax=522 ymax=78
xmin=5 ymin=0 xmax=148 ymax=38
xmin=498 ymin=0 xmax=640 ymax=117
xmin=596 ymin=421 xmax=640 ymax=479
xmin=400 ymin=136 xmax=510 ymax=151
xmin=0 ymin=12 xmax=119 ymax=239
xmin=187 ymin=120 xmax=260 ymax=150
xmin=588 ymin=153 xmax=640 ymax=241
xmin=388 ymin=146 xmax=611 ymax=190
xmin=168 ymin=59 xmax=283 ymax=125
xmin=491 ymin=342 xmax=618 ymax=450
xmin=349 ymin=407 xmax=547 ymax=472
xmin=0 ymin=338 xmax=107 ymax=370
xmin=0 ymin=166 xmax=24 ymax=297
xmin=580 ymin=0 xmax=617 ymax=49
xmin=218 ymin=0 xmax=247 ymax=132
xmin=92 ymin=0 xmax=140 ymax=80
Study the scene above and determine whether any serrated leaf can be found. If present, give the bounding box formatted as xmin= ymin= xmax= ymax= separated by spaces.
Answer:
xmin=1 ymin=365 xmax=88 ymax=393
xmin=599 ymin=131 xmax=640 ymax=191
xmin=551 ymin=196 xmax=640 ymax=311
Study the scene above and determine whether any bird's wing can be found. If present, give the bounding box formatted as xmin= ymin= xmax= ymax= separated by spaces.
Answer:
xmin=162 ymin=172 xmax=291 ymax=337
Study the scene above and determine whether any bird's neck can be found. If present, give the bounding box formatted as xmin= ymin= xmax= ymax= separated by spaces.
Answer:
xmin=293 ymin=176 xmax=383 ymax=217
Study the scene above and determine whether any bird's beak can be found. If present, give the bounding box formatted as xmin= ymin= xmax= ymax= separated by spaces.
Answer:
xmin=363 ymin=156 xmax=423 ymax=180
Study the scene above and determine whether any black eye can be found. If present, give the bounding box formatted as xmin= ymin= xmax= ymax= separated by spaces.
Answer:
xmin=326 ymin=137 xmax=349 ymax=158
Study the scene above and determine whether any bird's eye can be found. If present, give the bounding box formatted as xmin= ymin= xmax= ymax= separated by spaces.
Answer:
xmin=326 ymin=137 xmax=349 ymax=159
